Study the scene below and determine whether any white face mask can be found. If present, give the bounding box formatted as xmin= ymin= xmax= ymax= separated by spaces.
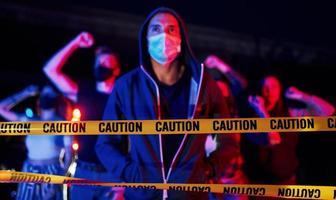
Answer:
xmin=147 ymin=33 xmax=181 ymax=65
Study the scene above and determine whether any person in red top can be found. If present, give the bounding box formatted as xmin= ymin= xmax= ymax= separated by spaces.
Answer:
xmin=244 ymin=75 xmax=334 ymax=199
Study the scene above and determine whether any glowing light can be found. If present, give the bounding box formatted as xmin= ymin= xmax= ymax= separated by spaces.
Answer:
xmin=73 ymin=108 xmax=81 ymax=118
xmin=71 ymin=108 xmax=81 ymax=121
xmin=71 ymin=118 xmax=79 ymax=122
xmin=25 ymin=108 xmax=34 ymax=118
xmin=72 ymin=143 xmax=79 ymax=151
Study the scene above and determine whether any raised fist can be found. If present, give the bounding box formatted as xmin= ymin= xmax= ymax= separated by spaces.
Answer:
xmin=248 ymin=95 xmax=265 ymax=111
xmin=204 ymin=55 xmax=231 ymax=73
xmin=285 ymin=86 xmax=304 ymax=100
xmin=74 ymin=32 xmax=94 ymax=48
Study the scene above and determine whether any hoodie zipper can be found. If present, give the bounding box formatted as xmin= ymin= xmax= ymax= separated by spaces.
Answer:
xmin=140 ymin=66 xmax=168 ymax=199
xmin=141 ymin=64 xmax=204 ymax=199
xmin=165 ymin=64 xmax=204 ymax=183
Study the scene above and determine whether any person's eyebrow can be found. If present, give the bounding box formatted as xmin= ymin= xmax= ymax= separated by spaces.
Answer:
xmin=149 ymin=24 xmax=160 ymax=28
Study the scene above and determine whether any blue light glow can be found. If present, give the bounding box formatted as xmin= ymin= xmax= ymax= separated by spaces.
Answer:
xmin=25 ymin=108 xmax=34 ymax=118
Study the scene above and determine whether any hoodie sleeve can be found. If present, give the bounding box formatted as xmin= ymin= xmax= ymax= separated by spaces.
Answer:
xmin=95 ymin=84 xmax=129 ymax=180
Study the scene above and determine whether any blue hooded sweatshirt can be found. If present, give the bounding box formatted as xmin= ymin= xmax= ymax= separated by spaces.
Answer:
xmin=96 ymin=7 xmax=240 ymax=200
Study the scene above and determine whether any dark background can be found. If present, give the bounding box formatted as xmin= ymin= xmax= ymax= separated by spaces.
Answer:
xmin=1 ymin=0 xmax=335 ymax=100
xmin=0 ymin=0 xmax=336 ymax=198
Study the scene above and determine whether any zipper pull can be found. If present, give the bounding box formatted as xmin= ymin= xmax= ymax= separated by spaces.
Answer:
xmin=163 ymin=189 xmax=168 ymax=199
xmin=163 ymin=179 xmax=168 ymax=199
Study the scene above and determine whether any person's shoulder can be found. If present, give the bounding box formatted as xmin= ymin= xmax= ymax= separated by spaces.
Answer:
xmin=115 ymin=67 xmax=144 ymax=86
xmin=118 ymin=67 xmax=142 ymax=80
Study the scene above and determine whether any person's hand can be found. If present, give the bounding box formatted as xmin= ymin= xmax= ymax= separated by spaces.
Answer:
xmin=285 ymin=86 xmax=305 ymax=101
xmin=204 ymin=55 xmax=231 ymax=73
xmin=24 ymin=85 xmax=39 ymax=96
xmin=73 ymin=32 xmax=94 ymax=48
xmin=248 ymin=95 xmax=270 ymax=117
xmin=268 ymin=132 xmax=281 ymax=145
xmin=205 ymin=134 xmax=217 ymax=157
xmin=104 ymin=187 xmax=125 ymax=200
xmin=248 ymin=95 xmax=266 ymax=112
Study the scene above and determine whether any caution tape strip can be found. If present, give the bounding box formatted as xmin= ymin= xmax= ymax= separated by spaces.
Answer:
xmin=0 ymin=116 xmax=335 ymax=136
xmin=0 ymin=171 xmax=335 ymax=199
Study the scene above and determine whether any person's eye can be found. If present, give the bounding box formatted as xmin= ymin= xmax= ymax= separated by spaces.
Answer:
xmin=150 ymin=25 xmax=161 ymax=33
xmin=168 ymin=26 xmax=176 ymax=34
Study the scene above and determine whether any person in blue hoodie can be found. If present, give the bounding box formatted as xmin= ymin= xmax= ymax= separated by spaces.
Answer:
xmin=96 ymin=7 xmax=241 ymax=200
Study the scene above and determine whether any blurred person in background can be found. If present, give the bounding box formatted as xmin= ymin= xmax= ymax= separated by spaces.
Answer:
xmin=43 ymin=31 xmax=123 ymax=200
xmin=204 ymin=54 xmax=249 ymax=200
xmin=0 ymin=84 xmax=73 ymax=200
xmin=204 ymin=54 xmax=248 ymax=99
xmin=243 ymin=75 xmax=335 ymax=199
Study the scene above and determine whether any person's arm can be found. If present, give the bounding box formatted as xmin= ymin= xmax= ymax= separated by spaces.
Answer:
xmin=95 ymin=84 xmax=129 ymax=182
xmin=43 ymin=31 xmax=94 ymax=102
xmin=204 ymin=55 xmax=248 ymax=96
xmin=246 ymin=95 xmax=281 ymax=146
xmin=286 ymin=86 xmax=335 ymax=116
xmin=0 ymin=85 xmax=38 ymax=121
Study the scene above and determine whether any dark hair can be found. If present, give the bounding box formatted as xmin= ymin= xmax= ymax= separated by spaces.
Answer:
xmin=36 ymin=84 xmax=74 ymax=120
xmin=257 ymin=75 xmax=289 ymax=117
xmin=95 ymin=46 xmax=114 ymax=56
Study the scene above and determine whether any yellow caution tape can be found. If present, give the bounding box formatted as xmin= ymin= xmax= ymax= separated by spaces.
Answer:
xmin=0 ymin=116 xmax=335 ymax=136
xmin=0 ymin=171 xmax=335 ymax=199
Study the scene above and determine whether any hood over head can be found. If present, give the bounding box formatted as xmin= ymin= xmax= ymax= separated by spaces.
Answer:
xmin=139 ymin=7 xmax=201 ymax=82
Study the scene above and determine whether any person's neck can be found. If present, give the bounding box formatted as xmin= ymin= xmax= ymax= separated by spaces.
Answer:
xmin=96 ymin=78 xmax=115 ymax=94
xmin=266 ymin=101 xmax=276 ymax=112
xmin=151 ymin=59 xmax=185 ymax=86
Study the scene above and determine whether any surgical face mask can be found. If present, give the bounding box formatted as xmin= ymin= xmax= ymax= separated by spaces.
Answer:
xmin=147 ymin=33 xmax=181 ymax=65
xmin=94 ymin=66 xmax=113 ymax=81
